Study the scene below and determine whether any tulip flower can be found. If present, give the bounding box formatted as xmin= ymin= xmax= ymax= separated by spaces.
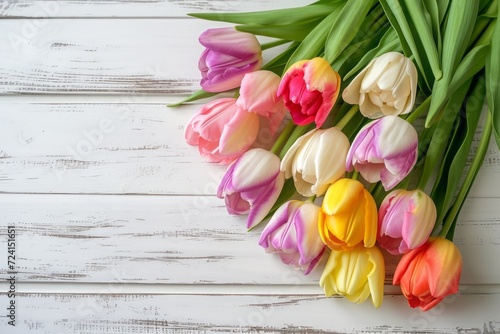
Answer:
xmin=346 ymin=115 xmax=418 ymax=191
xmin=237 ymin=70 xmax=285 ymax=136
xmin=378 ymin=189 xmax=436 ymax=255
xmin=320 ymin=244 xmax=385 ymax=308
xmin=198 ymin=27 xmax=262 ymax=92
xmin=277 ymin=57 xmax=341 ymax=128
xmin=393 ymin=237 xmax=462 ymax=311
xmin=185 ymin=98 xmax=259 ymax=164
xmin=281 ymin=128 xmax=350 ymax=197
xmin=259 ymin=200 xmax=325 ymax=274
xmin=217 ymin=148 xmax=284 ymax=229
xmin=318 ymin=178 xmax=378 ymax=251
xmin=342 ymin=52 xmax=418 ymax=119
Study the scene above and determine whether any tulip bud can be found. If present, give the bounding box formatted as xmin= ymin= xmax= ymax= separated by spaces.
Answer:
xmin=185 ymin=98 xmax=259 ymax=164
xmin=378 ymin=189 xmax=436 ymax=255
xmin=320 ymin=244 xmax=385 ymax=308
xmin=281 ymin=128 xmax=350 ymax=197
xmin=393 ymin=237 xmax=462 ymax=311
xmin=346 ymin=115 xmax=418 ymax=191
xmin=259 ymin=200 xmax=325 ymax=274
xmin=198 ymin=27 xmax=262 ymax=92
xmin=217 ymin=148 xmax=284 ymax=229
xmin=318 ymin=178 xmax=378 ymax=251
xmin=277 ymin=57 xmax=341 ymax=128
xmin=342 ymin=52 xmax=418 ymax=119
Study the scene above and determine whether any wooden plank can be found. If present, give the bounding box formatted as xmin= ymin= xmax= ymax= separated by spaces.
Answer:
xmin=0 ymin=193 xmax=498 ymax=285
xmin=0 ymin=18 xmax=287 ymax=95
xmin=0 ymin=292 xmax=499 ymax=333
xmin=0 ymin=0 xmax=312 ymax=18
xmin=1 ymin=102 xmax=499 ymax=196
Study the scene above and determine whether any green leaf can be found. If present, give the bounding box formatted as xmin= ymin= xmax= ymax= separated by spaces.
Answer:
xmin=404 ymin=0 xmax=442 ymax=80
xmin=324 ymin=0 xmax=376 ymax=64
xmin=380 ymin=0 xmax=434 ymax=89
xmin=167 ymin=90 xmax=217 ymax=107
xmin=426 ymin=0 xmax=480 ymax=127
xmin=423 ymin=0 xmax=443 ymax=54
xmin=284 ymin=4 xmax=345 ymax=70
xmin=261 ymin=42 xmax=300 ymax=75
xmin=436 ymin=0 xmax=450 ymax=24
xmin=418 ymin=79 xmax=471 ymax=190
xmin=485 ymin=4 xmax=500 ymax=149
xmin=188 ymin=3 xmax=343 ymax=25
xmin=236 ymin=18 xmax=323 ymax=41
xmin=431 ymin=75 xmax=485 ymax=227
xmin=343 ymin=27 xmax=401 ymax=80
xmin=261 ymin=178 xmax=297 ymax=224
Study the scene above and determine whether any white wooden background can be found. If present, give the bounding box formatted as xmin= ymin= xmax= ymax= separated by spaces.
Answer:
xmin=1 ymin=1 xmax=500 ymax=333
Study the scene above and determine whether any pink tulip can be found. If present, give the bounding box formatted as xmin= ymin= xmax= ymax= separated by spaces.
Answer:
xmin=259 ymin=200 xmax=325 ymax=274
xmin=217 ymin=148 xmax=284 ymax=229
xmin=185 ymin=98 xmax=259 ymax=164
xmin=198 ymin=27 xmax=262 ymax=92
xmin=237 ymin=70 xmax=285 ymax=135
xmin=346 ymin=115 xmax=418 ymax=190
xmin=378 ymin=189 xmax=436 ymax=255
xmin=277 ymin=57 xmax=341 ymax=128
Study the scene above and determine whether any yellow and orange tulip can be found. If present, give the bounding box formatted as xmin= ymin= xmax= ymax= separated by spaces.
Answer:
xmin=393 ymin=237 xmax=463 ymax=311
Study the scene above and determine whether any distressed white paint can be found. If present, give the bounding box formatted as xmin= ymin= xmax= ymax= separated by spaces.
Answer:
xmin=0 ymin=0 xmax=499 ymax=332
xmin=1 ymin=103 xmax=499 ymax=196
xmin=0 ymin=0 xmax=313 ymax=18
xmin=0 ymin=292 xmax=499 ymax=333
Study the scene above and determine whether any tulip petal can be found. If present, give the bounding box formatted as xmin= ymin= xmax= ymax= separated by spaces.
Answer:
xmin=219 ymin=108 xmax=259 ymax=156
xmin=367 ymin=246 xmax=385 ymax=308
xmin=245 ymin=172 xmax=285 ymax=229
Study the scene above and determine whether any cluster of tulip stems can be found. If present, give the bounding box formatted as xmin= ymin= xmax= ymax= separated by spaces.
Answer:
xmin=172 ymin=0 xmax=499 ymax=311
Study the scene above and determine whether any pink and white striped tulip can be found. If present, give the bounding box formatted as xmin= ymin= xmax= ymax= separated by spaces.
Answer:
xmin=198 ymin=27 xmax=262 ymax=92
xmin=277 ymin=57 xmax=341 ymax=128
xmin=217 ymin=148 xmax=284 ymax=229
xmin=378 ymin=189 xmax=436 ymax=255
xmin=185 ymin=98 xmax=259 ymax=164
xmin=259 ymin=200 xmax=325 ymax=274
xmin=281 ymin=128 xmax=350 ymax=197
xmin=346 ymin=115 xmax=418 ymax=190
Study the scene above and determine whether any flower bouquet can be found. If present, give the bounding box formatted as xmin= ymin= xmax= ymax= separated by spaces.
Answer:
xmin=170 ymin=0 xmax=499 ymax=311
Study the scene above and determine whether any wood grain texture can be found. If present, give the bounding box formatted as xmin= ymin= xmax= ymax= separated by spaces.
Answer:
xmin=0 ymin=0 xmax=313 ymax=18
xmin=0 ymin=18 xmax=287 ymax=95
xmin=0 ymin=292 xmax=499 ymax=333
xmin=1 ymin=102 xmax=500 ymax=196
xmin=0 ymin=193 xmax=498 ymax=285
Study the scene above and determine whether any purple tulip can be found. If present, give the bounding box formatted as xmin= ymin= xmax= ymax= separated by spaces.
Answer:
xmin=346 ymin=115 xmax=418 ymax=190
xmin=198 ymin=27 xmax=262 ymax=92
xmin=217 ymin=148 xmax=284 ymax=229
xmin=259 ymin=200 xmax=325 ymax=274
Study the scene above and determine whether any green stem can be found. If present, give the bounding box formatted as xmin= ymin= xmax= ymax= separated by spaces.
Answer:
xmin=335 ymin=105 xmax=359 ymax=130
xmin=270 ymin=121 xmax=296 ymax=155
xmin=405 ymin=96 xmax=431 ymax=124
xmin=278 ymin=124 xmax=315 ymax=159
xmin=439 ymin=111 xmax=493 ymax=239
xmin=261 ymin=39 xmax=289 ymax=51
xmin=307 ymin=195 xmax=317 ymax=203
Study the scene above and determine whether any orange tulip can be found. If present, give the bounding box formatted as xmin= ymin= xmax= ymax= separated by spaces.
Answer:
xmin=393 ymin=237 xmax=462 ymax=311
xmin=318 ymin=178 xmax=378 ymax=251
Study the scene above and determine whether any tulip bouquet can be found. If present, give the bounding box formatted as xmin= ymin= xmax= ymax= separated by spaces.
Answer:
xmin=171 ymin=0 xmax=499 ymax=311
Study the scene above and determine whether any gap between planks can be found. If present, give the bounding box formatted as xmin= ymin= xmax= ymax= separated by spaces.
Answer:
xmin=1 ymin=281 xmax=500 ymax=295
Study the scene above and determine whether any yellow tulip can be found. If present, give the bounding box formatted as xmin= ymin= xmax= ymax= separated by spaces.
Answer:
xmin=318 ymin=178 xmax=378 ymax=250
xmin=320 ymin=244 xmax=385 ymax=308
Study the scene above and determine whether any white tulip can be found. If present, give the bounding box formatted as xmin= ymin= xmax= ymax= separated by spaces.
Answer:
xmin=281 ymin=128 xmax=350 ymax=197
xmin=342 ymin=52 xmax=418 ymax=119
